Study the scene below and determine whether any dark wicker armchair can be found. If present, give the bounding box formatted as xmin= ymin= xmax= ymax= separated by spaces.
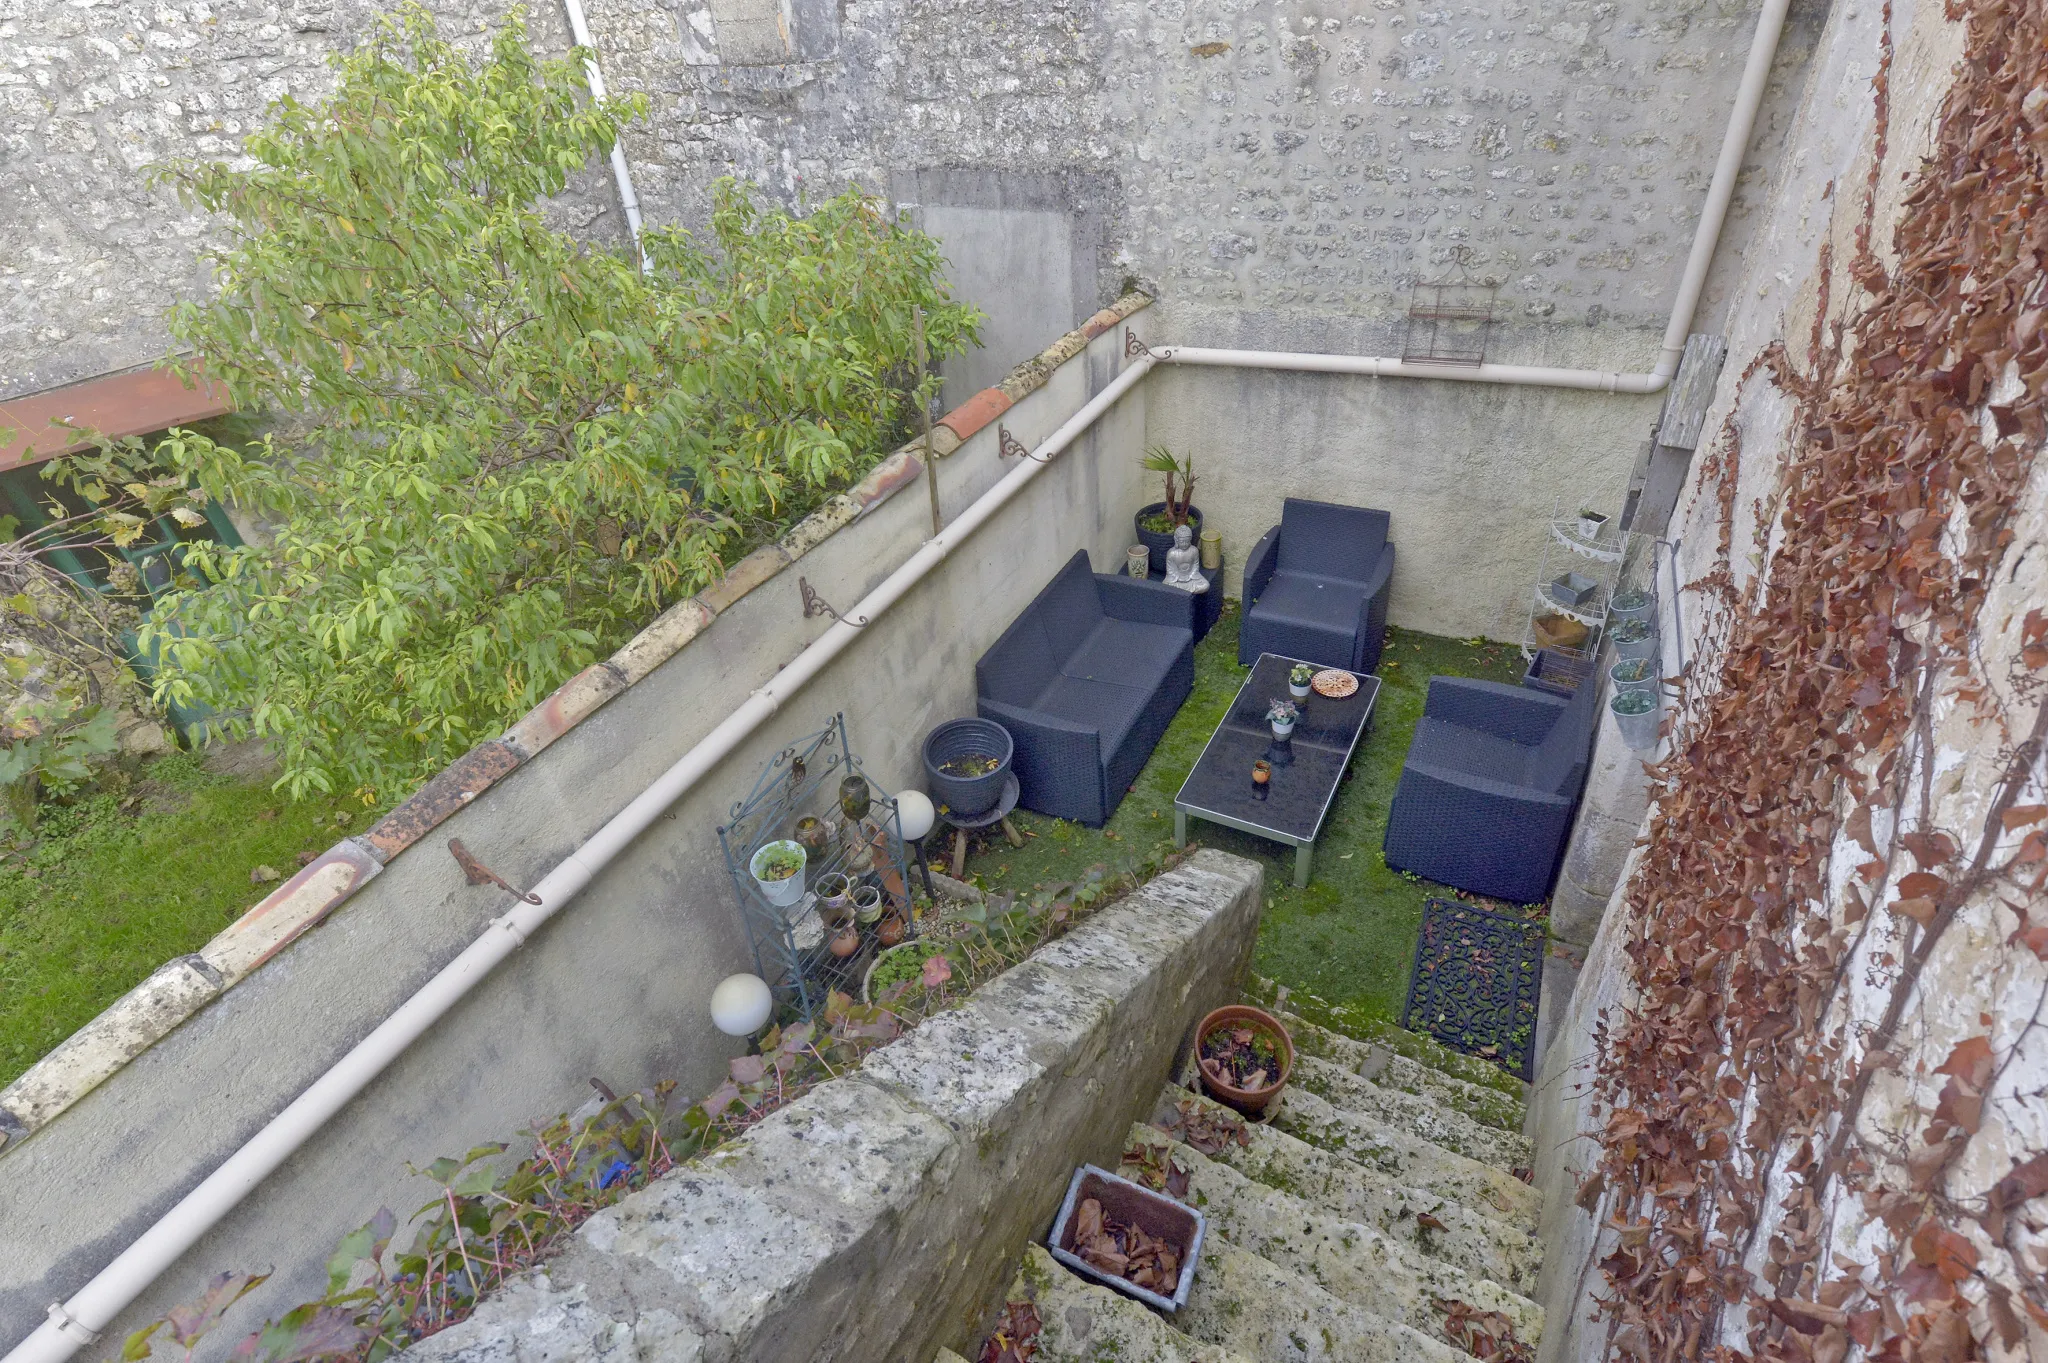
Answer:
xmin=976 ymin=551 xmax=1196 ymax=826
xmin=1238 ymin=497 xmax=1396 ymax=674
xmin=1381 ymin=676 xmax=1599 ymax=903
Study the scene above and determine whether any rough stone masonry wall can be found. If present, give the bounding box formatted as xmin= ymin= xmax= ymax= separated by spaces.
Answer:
xmin=394 ymin=850 xmax=1265 ymax=1363
xmin=6 ymin=0 xmax=1830 ymax=636
xmin=1528 ymin=0 xmax=2048 ymax=1357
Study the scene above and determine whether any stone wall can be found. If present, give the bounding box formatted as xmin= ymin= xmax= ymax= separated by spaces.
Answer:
xmin=6 ymin=0 xmax=1833 ymax=637
xmin=0 ymin=303 xmax=1156 ymax=1354
xmin=395 ymin=850 xmax=1265 ymax=1363
xmin=1526 ymin=0 xmax=2048 ymax=1357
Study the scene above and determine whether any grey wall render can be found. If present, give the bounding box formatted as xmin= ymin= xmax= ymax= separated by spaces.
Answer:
xmin=0 ymin=318 xmax=1153 ymax=1354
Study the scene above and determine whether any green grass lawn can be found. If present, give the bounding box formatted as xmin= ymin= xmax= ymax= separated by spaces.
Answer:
xmin=966 ymin=604 xmax=1527 ymax=1025
xmin=0 ymin=754 xmax=371 ymax=1087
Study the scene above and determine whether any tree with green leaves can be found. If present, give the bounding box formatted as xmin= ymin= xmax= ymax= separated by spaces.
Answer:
xmin=119 ymin=2 xmax=977 ymax=803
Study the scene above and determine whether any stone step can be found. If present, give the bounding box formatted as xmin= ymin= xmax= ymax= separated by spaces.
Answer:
xmin=1007 ymin=1243 xmax=1251 ymax=1363
xmin=1270 ymin=1006 xmax=1527 ymax=1134
xmin=1150 ymin=1086 xmax=1540 ymax=1294
xmin=1291 ymin=1053 xmax=1534 ymax=1172
xmin=1266 ymin=1085 xmax=1543 ymax=1233
xmin=1244 ymin=975 xmax=1532 ymax=1101
xmin=1119 ymin=1123 xmax=1545 ymax=1342
xmin=1174 ymin=1233 xmax=1471 ymax=1363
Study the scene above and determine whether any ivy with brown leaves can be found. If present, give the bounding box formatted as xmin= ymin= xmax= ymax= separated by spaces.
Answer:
xmin=1585 ymin=2 xmax=2048 ymax=1360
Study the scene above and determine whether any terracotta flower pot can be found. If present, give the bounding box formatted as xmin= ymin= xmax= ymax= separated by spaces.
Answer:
xmin=1194 ymin=1004 xmax=1294 ymax=1117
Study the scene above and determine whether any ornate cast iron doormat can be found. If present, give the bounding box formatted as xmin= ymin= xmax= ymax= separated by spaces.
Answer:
xmin=1400 ymin=897 xmax=1545 ymax=1081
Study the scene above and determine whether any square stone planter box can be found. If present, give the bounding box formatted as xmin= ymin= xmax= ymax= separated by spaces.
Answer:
xmin=1048 ymin=1164 xmax=1206 ymax=1314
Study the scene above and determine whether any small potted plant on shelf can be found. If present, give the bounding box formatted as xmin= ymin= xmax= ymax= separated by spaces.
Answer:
xmin=1265 ymin=698 xmax=1299 ymax=740
xmin=1288 ymin=663 xmax=1314 ymax=699
xmin=1135 ymin=445 xmax=1202 ymax=574
xmin=1576 ymin=507 xmax=1608 ymax=541
xmin=750 ymin=839 xmax=807 ymax=908
xmin=815 ymin=872 xmax=853 ymax=928
xmin=1194 ymin=1004 xmax=1294 ymax=1117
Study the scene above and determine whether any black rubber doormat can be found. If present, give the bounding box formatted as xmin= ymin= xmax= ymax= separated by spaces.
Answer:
xmin=1400 ymin=897 xmax=1545 ymax=1082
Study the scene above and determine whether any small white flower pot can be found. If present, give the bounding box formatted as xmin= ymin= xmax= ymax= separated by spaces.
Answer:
xmin=1289 ymin=681 xmax=1311 ymax=699
xmin=1270 ymin=719 xmax=1296 ymax=740
xmin=750 ymin=840 xmax=807 ymax=908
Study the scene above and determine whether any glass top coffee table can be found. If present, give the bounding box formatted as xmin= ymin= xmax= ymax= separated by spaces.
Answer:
xmin=1173 ymin=653 xmax=1381 ymax=887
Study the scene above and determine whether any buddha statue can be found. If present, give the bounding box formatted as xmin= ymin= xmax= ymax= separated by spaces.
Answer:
xmin=1163 ymin=523 xmax=1208 ymax=593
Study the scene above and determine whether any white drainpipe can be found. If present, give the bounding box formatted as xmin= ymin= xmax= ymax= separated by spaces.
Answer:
xmin=9 ymin=3 xmax=1795 ymax=1353
xmin=6 ymin=353 xmax=1156 ymax=1363
xmin=561 ymin=0 xmax=646 ymax=269
xmin=1156 ymin=0 xmax=1791 ymax=394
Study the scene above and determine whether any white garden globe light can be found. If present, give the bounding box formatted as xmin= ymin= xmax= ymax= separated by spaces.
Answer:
xmin=710 ymin=973 xmax=773 ymax=1037
xmin=895 ymin=789 xmax=936 ymax=841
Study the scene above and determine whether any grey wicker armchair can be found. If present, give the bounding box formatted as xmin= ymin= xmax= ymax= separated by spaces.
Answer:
xmin=1238 ymin=497 xmax=1396 ymax=674
xmin=976 ymin=551 xmax=1196 ymax=826
xmin=1381 ymin=676 xmax=1599 ymax=903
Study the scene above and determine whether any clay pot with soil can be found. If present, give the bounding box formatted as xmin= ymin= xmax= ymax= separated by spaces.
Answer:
xmin=1194 ymin=1005 xmax=1294 ymax=1117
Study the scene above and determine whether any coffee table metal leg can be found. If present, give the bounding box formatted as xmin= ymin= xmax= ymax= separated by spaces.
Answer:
xmin=1293 ymin=841 xmax=1313 ymax=888
xmin=1173 ymin=808 xmax=1188 ymax=848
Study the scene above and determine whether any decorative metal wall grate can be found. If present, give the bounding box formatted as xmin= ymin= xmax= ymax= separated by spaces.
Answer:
xmin=1400 ymin=896 xmax=1545 ymax=1081
xmin=1402 ymin=248 xmax=1500 ymax=367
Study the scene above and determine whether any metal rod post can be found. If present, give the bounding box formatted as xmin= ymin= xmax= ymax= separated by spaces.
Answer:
xmin=916 ymin=305 xmax=940 ymax=535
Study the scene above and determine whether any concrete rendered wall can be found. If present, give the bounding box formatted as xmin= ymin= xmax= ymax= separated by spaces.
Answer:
xmin=1524 ymin=2 xmax=2048 ymax=1359
xmin=0 ymin=316 xmax=1154 ymax=1352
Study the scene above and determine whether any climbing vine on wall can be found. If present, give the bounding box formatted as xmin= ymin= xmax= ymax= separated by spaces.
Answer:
xmin=1585 ymin=2 xmax=2048 ymax=1360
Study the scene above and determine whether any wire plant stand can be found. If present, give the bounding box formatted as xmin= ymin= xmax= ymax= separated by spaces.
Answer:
xmin=1402 ymin=248 xmax=1500 ymax=367
xmin=717 ymin=715 xmax=915 ymax=1023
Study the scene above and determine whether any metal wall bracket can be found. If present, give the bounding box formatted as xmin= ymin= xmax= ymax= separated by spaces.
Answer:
xmin=800 ymin=575 xmax=868 ymax=627
xmin=450 ymin=838 xmax=542 ymax=904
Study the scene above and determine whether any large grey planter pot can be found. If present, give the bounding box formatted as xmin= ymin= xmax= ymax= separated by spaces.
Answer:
xmin=1611 ymin=693 xmax=1662 ymax=750
xmin=1135 ymin=502 xmax=1203 ymax=575
xmin=1613 ymin=629 xmax=1659 ymax=663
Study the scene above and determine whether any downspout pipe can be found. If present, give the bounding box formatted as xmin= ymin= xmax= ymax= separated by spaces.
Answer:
xmin=7 ymin=356 xmax=1154 ymax=1363
xmin=560 ymin=0 xmax=646 ymax=270
xmin=1155 ymin=0 xmax=1791 ymax=394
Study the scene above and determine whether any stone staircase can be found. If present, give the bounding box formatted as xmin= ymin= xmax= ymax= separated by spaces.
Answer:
xmin=967 ymin=982 xmax=1544 ymax=1363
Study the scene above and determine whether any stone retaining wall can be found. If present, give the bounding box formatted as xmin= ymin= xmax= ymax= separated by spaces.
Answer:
xmin=398 ymin=849 xmax=1265 ymax=1363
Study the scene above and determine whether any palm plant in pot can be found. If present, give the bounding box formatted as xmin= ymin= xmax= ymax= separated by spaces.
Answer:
xmin=1135 ymin=445 xmax=1201 ymax=573
xmin=1195 ymin=1005 xmax=1294 ymax=1116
